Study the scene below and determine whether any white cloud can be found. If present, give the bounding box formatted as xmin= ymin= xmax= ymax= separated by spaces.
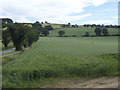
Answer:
xmin=113 ymin=16 xmax=120 ymax=19
xmin=0 ymin=0 xmax=117 ymax=23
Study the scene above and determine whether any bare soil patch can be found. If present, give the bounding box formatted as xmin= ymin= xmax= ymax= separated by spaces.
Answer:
xmin=42 ymin=76 xmax=119 ymax=88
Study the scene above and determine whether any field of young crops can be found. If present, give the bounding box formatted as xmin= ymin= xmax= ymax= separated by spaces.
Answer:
xmin=3 ymin=36 xmax=118 ymax=88
xmin=48 ymin=27 xmax=118 ymax=37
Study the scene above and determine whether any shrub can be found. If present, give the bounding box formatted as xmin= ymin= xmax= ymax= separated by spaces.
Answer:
xmin=45 ymin=25 xmax=53 ymax=30
xmin=95 ymin=27 xmax=102 ymax=36
xmin=2 ymin=29 xmax=11 ymax=48
xmin=102 ymin=27 xmax=109 ymax=36
xmin=64 ymin=35 xmax=69 ymax=37
xmin=72 ymin=35 xmax=76 ymax=37
xmin=58 ymin=30 xmax=65 ymax=37
xmin=84 ymin=32 xmax=90 ymax=37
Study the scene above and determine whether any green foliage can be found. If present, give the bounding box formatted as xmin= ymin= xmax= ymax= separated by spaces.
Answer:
xmin=84 ymin=32 xmax=89 ymax=37
xmin=7 ymin=23 xmax=27 ymax=51
xmin=2 ymin=23 xmax=7 ymax=28
xmin=102 ymin=27 xmax=109 ymax=36
xmin=58 ymin=30 xmax=65 ymax=37
xmin=32 ymin=22 xmax=42 ymax=32
xmin=27 ymin=27 xmax=39 ymax=46
xmin=2 ymin=29 xmax=11 ymax=48
xmin=72 ymin=35 xmax=76 ymax=37
xmin=41 ymin=29 xmax=49 ymax=36
xmin=95 ymin=27 xmax=102 ymax=36
xmin=45 ymin=25 xmax=53 ymax=30
xmin=7 ymin=23 xmax=39 ymax=50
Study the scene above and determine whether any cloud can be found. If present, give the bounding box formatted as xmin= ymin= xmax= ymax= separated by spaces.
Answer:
xmin=0 ymin=0 xmax=117 ymax=23
xmin=113 ymin=16 xmax=120 ymax=19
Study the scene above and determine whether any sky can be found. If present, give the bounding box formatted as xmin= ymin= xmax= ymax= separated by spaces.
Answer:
xmin=0 ymin=0 xmax=119 ymax=25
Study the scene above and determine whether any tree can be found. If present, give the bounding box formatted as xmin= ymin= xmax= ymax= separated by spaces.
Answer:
xmin=68 ymin=23 xmax=71 ymax=27
xmin=7 ymin=23 xmax=28 ymax=51
xmin=58 ymin=30 xmax=65 ymax=37
xmin=75 ymin=24 xmax=78 ymax=27
xmin=102 ymin=27 xmax=109 ymax=36
xmin=2 ymin=18 xmax=13 ymax=24
xmin=85 ymin=32 xmax=89 ymax=37
xmin=2 ymin=29 xmax=11 ymax=48
xmin=35 ymin=21 xmax=40 ymax=24
xmin=27 ymin=27 xmax=39 ymax=46
xmin=45 ymin=25 xmax=53 ymax=30
xmin=41 ymin=29 xmax=49 ymax=36
xmin=32 ymin=22 xmax=42 ymax=29
xmin=2 ymin=23 xmax=7 ymax=28
xmin=71 ymin=25 xmax=75 ymax=28
xmin=45 ymin=21 xmax=48 ymax=24
xmin=95 ymin=27 xmax=102 ymax=36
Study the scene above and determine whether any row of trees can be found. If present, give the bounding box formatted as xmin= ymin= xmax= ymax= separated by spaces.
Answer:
xmin=2 ymin=22 xmax=54 ymax=51
xmin=84 ymin=27 xmax=109 ymax=37
xmin=95 ymin=27 xmax=109 ymax=36
xmin=2 ymin=23 xmax=39 ymax=51
xmin=61 ymin=23 xmax=78 ymax=28
xmin=32 ymin=21 xmax=53 ymax=36
xmin=83 ymin=24 xmax=120 ymax=28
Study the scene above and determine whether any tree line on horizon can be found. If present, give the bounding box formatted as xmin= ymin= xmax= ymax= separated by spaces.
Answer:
xmin=83 ymin=24 xmax=120 ymax=28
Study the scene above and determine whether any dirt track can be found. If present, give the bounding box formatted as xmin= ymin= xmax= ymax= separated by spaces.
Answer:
xmin=43 ymin=76 xmax=119 ymax=88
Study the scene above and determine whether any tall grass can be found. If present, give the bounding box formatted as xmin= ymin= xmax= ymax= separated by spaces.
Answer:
xmin=2 ymin=37 xmax=119 ymax=87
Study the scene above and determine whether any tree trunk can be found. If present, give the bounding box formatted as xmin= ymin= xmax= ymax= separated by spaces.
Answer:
xmin=15 ymin=43 xmax=22 ymax=51
xmin=4 ymin=43 xmax=8 ymax=48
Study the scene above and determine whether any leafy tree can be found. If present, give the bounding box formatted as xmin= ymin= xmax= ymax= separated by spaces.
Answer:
xmin=27 ymin=27 xmax=39 ymax=46
xmin=68 ymin=23 xmax=71 ymax=27
xmin=85 ymin=32 xmax=89 ymax=37
xmin=95 ymin=27 xmax=102 ymax=36
xmin=75 ymin=24 xmax=78 ymax=27
xmin=2 ymin=18 xmax=13 ymax=24
xmin=32 ymin=22 xmax=42 ymax=29
xmin=35 ymin=21 xmax=40 ymax=24
xmin=7 ymin=23 xmax=28 ymax=51
xmin=41 ymin=29 xmax=49 ymax=36
xmin=71 ymin=25 xmax=75 ymax=27
xmin=2 ymin=23 xmax=7 ymax=28
xmin=2 ymin=29 xmax=11 ymax=48
xmin=45 ymin=25 xmax=53 ymax=30
xmin=58 ymin=30 xmax=65 ymax=37
xmin=102 ymin=27 xmax=109 ymax=36
xmin=45 ymin=21 xmax=48 ymax=24
xmin=32 ymin=22 xmax=43 ymax=35
xmin=23 ymin=36 xmax=28 ymax=48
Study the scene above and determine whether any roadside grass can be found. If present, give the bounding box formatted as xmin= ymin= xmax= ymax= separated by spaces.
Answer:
xmin=2 ymin=37 xmax=119 ymax=88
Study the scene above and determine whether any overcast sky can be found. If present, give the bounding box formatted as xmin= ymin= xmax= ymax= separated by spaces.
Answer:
xmin=0 ymin=0 xmax=119 ymax=25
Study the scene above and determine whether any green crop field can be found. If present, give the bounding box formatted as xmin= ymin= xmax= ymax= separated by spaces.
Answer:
xmin=48 ymin=27 xmax=118 ymax=37
xmin=3 ymin=35 xmax=119 ymax=88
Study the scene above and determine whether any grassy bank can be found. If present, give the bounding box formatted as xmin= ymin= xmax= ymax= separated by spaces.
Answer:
xmin=2 ymin=36 xmax=118 ymax=88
